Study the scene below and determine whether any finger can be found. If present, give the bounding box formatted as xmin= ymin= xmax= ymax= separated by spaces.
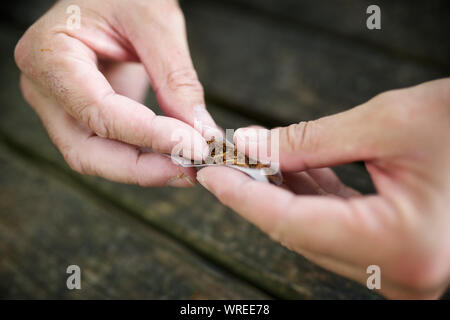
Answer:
xmin=197 ymin=166 xmax=299 ymax=242
xmin=282 ymin=172 xmax=327 ymax=195
xmin=278 ymin=168 xmax=360 ymax=197
xmin=306 ymin=168 xmax=361 ymax=197
xmin=16 ymin=29 xmax=208 ymax=160
xmin=20 ymin=75 xmax=196 ymax=187
xmin=197 ymin=166 xmax=392 ymax=264
xmin=197 ymin=166 xmax=447 ymax=299
xmin=120 ymin=0 xmax=220 ymax=136
xmin=233 ymin=90 xmax=406 ymax=171
xmin=100 ymin=61 xmax=149 ymax=103
xmin=75 ymin=137 xmax=197 ymax=187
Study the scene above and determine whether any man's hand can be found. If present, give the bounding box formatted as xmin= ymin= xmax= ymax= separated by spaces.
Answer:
xmin=15 ymin=0 xmax=218 ymax=186
xmin=197 ymin=79 xmax=450 ymax=299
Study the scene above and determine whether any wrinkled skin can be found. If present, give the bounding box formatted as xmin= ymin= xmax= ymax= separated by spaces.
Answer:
xmin=15 ymin=0 xmax=218 ymax=187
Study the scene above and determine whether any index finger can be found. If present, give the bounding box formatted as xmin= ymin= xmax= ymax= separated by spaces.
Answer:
xmin=196 ymin=166 xmax=389 ymax=263
xmin=15 ymin=28 xmax=208 ymax=160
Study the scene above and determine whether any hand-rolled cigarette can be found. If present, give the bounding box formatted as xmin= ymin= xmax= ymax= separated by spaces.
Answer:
xmin=172 ymin=138 xmax=283 ymax=185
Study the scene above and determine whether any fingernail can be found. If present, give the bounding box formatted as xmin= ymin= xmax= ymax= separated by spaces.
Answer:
xmin=204 ymin=126 xmax=225 ymax=141
xmin=167 ymin=174 xmax=197 ymax=187
xmin=184 ymin=176 xmax=197 ymax=187
xmin=194 ymin=105 xmax=224 ymax=141
xmin=235 ymin=128 xmax=263 ymax=143
xmin=194 ymin=105 xmax=216 ymax=127
xmin=196 ymin=172 xmax=210 ymax=191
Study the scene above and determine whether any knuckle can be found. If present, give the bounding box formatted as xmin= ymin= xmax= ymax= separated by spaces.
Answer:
xmin=165 ymin=4 xmax=185 ymax=26
xmin=15 ymin=27 xmax=52 ymax=78
xmin=63 ymin=144 xmax=99 ymax=178
xmin=61 ymin=139 xmax=99 ymax=177
xmin=377 ymin=87 xmax=438 ymax=130
xmin=78 ymin=102 xmax=111 ymax=139
xmin=128 ymin=0 xmax=184 ymax=27
xmin=135 ymin=170 xmax=151 ymax=187
xmin=279 ymin=121 xmax=317 ymax=153
xmin=39 ymin=54 xmax=72 ymax=99
xmin=375 ymin=88 xmax=404 ymax=102
xmin=49 ymin=52 xmax=70 ymax=71
xmin=165 ymin=67 xmax=203 ymax=94
xmin=14 ymin=35 xmax=31 ymax=73
xmin=132 ymin=151 xmax=149 ymax=187
xmin=158 ymin=0 xmax=184 ymax=23
xmin=378 ymin=88 xmax=413 ymax=108
xmin=132 ymin=1 xmax=157 ymax=19
xmin=62 ymin=146 xmax=85 ymax=174
xmin=368 ymin=89 xmax=412 ymax=129
xmin=370 ymin=89 xmax=406 ymax=113
xmin=370 ymin=83 xmax=449 ymax=135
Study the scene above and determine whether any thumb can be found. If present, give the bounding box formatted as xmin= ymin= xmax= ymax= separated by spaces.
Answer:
xmin=234 ymin=100 xmax=384 ymax=171
xmin=121 ymin=1 xmax=220 ymax=138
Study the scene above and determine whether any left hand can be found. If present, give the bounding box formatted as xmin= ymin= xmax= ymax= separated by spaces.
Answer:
xmin=15 ymin=0 xmax=217 ymax=187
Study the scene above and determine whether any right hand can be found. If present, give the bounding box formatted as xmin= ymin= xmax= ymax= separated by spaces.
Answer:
xmin=15 ymin=0 xmax=218 ymax=187
xmin=198 ymin=79 xmax=450 ymax=299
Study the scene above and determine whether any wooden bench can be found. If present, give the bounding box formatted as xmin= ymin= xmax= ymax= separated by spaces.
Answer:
xmin=0 ymin=0 xmax=448 ymax=299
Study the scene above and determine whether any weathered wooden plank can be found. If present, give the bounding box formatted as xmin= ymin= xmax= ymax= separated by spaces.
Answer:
xmin=5 ymin=0 xmax=448 ymax=70
xmin=217 ymin=0 xmax=450 ymax=69
xmin=0 ymin=143 xmax=269 ymax=299
xmin=0 ymin=26 xmax=379 ymax=299
xmin=183 ymin=1 xmax=446 ymax=127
